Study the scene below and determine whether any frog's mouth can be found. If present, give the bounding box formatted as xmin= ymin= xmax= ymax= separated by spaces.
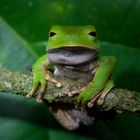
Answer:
xmin=48 ymin=46 xmax=99 ymax=66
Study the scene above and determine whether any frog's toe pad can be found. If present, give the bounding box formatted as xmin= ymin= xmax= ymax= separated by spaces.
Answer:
xmin=56 ymin=82 xmax=62 ymax=88
xmin=26 ymin=93 xmax=33 ymax=99
xmin=68 ymin=87 xmax=85 ymax=97
xmin=87 ymin=93 xmax=102 ymax=108
xmin=36 ymin=98 xmax=43 ymax=103
xmin=68 ymin=90 xmax=81 ymax=97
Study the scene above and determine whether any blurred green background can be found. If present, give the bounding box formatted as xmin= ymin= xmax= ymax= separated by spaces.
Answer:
xmin=0 ymin=0 xmax=140 ymax=140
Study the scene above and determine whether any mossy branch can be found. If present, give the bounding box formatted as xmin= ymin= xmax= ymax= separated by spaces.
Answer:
xmin=0 ymin=64 xmax=140 ymax=113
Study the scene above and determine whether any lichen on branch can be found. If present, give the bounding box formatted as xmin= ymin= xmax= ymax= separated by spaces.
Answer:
xmin=0 ymin=64 xmax=140 ymax=113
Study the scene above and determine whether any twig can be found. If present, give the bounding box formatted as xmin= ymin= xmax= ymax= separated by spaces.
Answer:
xmin=0 ymin=64 xmax=140 ymax=113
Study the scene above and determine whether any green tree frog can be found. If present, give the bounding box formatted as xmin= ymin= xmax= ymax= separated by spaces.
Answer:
xmin=26 ymin=25 xmax=116 ymax=107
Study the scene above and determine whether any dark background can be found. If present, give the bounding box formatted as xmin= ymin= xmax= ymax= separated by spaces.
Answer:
xmin=0 ymin=0 xmax=140 ymax=140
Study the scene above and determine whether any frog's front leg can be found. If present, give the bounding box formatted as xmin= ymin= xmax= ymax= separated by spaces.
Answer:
xmin=26 ymin=55 xmax=61 ymax=103
xmin=76 ymin=56 xmax=116 ymax=107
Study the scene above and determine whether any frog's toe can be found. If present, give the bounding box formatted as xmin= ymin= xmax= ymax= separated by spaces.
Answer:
xmin=36 ymin=90 xmax=45 ymax=103
xmin=26 ymin=76 xmax=40 ymax=99
xmin=76 ymin=95 xmax=89 ymax=109
xmin=77 ymin=91 xmax=93 ymax=107
xmin=77 ymin=94 xmax=83 ymax=104
xmin=97 ymin=91 xmax=109 ymax=105
xmin=26 ymin=92 xmax=33 ymax=98
xmin=77 ymin=92 xmax=86 ymax=105
xmin=45 ymin=74 xmax=62 ymax=88
xmin=81 ymin=98 xmax=88 ymax=106
xmin=68 ymin=90 xmax=80 ymax=97
xmin=36 ymin=87 xmax=45 ymax=103
xmin=36 ymin=98 xmax=43 ymax=103
xmin=87 ymin=90 xmax=110 ymax=108
xmin=56 ymin=82 xmax=62 ymax=88
xmin=68 ymin=87 xmax=85 ymax=97
xmin=35 ymin=80 xmax=47 ymax=103
xmin=87 ymin=92 xmax=102 ymax=107
xmin=26 ymin=88 xmax=37 ymax=99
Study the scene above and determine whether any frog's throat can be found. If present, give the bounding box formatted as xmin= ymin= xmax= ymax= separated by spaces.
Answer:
xmin=48 ymin=46 xmax=99 ymax=66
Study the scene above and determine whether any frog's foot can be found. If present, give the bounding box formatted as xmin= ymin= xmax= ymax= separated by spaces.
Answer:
xmin=26 ymin=78 xmax=47 ymax=103
xmin=87 ymin=80 xmax=114 ymax=108
xmin=49 ymin=105 xmax=80 ymax=130
xmin=67 ymin=80 xmax=114 ymax=108
xmin=26 ymin=72 xmax=62 ymax=103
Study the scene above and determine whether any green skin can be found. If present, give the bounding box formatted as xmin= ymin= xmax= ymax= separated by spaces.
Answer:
xmin=26 ymin=25 xmax=116 ymax=107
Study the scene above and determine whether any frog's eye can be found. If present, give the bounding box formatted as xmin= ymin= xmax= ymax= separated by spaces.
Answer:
xmin=88 ymin=31 xmax=96 ymax=37
xmin=49 ymin=32 xmax=56 ymax=37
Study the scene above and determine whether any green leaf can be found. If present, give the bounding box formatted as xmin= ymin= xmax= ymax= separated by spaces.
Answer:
xmin=0 ymin=1 xmax=140 ymax=139
xmin=0 ymin=17 xmax=38 ymax=72
xmin=0 ymin=0 xmax=140 ymax=49
xmin=48 ymin=129 xmax=97 ymax=140
xmin=100 ymin=42 xmax=140 ymax=92
xmin=0 ymin=117 xmax=49 ymax=140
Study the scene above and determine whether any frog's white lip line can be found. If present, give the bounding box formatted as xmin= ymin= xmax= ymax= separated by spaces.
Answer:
xmin=48 ymin=46 xmax=99 ymax=66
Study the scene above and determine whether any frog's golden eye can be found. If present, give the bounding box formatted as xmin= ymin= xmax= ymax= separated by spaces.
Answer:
xmin=88 ymin=31 xmax=96 ymax=37
xmin=49 ymin=32 xmax=56 ymax=37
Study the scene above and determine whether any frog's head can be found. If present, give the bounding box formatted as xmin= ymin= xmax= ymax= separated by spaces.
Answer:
xmin=47 ymin=25 xmax=100 ymax=66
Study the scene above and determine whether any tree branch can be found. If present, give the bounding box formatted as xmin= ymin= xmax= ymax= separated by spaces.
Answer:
xmin=0 ymin=64 xmax=140 ymax=113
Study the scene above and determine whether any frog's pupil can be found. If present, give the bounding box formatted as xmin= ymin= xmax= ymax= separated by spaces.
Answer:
xmin=49 ymin=32 xmax=56 ymax=37
xmin=88 ymin=31 xmax=96 ymax=37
